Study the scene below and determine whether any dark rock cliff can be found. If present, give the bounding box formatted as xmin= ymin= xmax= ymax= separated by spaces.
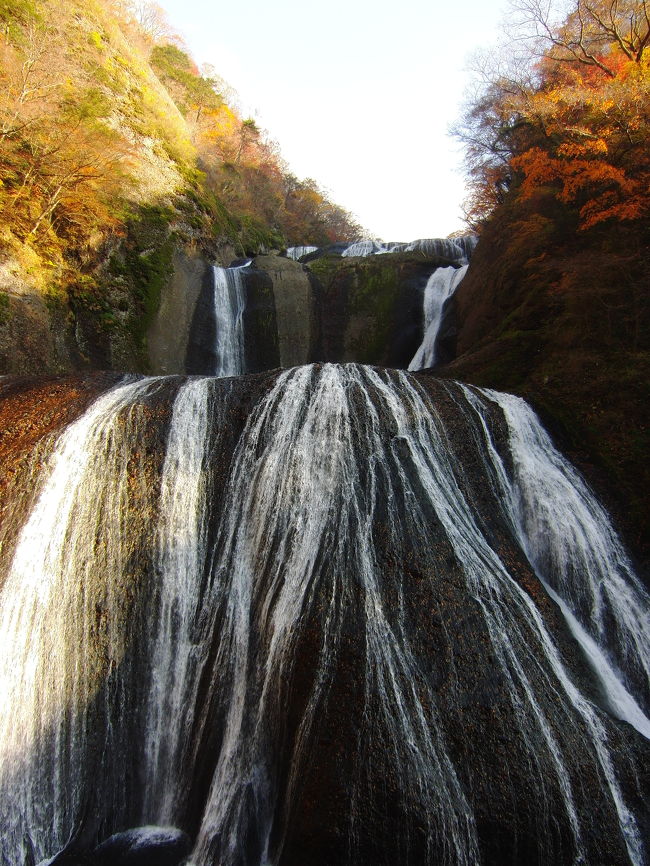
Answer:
xmin=180 ymin=249 xmax=453 ymax=377
xmin=437 ymin=199 xmax=650 ymax=577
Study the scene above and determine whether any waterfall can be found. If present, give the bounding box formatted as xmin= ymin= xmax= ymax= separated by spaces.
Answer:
xmin=212 ymin=264 xmax=248 ymax=377
xmin=454 ymin=234 xmax=478 ymax=262
xmin=408 ymin=264 xmax=468 ymax=371
xmin=0 ymin=376 xmax=170 ymax=864
xmin=339 ymin=237 xmax=476 ymax=261
xmin=400 ymin=238 xmax=466 ymax=260
xmin=285 ymin=246 xmax=318 ymax=260
xmin=0 ymin=366 xmax=647 ymax=866
xmin=191 ymin=365 xmax=479 ymax=866
xmin=341 ymin=239 xmax=389 ymax=256
xmin=458 ymin=385 xmax=650 ymax=734
xmin=142 ymin=377 xmax=213 ymax=821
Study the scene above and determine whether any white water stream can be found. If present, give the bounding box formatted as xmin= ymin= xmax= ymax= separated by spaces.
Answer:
xmin=212 ymin=264 xmax=248 ymax=377
xmin=0 ymin=377 xmax=166 ymax=862
xmin=459 ymin=385 xmax=650 ymax=737
xmin=408 ymin=265 xmax=469 ymax=371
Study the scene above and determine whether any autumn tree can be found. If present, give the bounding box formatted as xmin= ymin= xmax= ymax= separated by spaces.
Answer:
xmin=0 ymin=1 xmax=133 ymax=244
xmin=511 ymin=0 xmax=650 ymax=72
xmin=456 ymin=0 xmax=650 ymax=229
xmin=109 ymin=0 xmax=177 ymax=45
xmin=1 ymin=0 xmax=362 ymax=272
xmin=280 ymin=176 xmax=362 ymax=245
xmin=129 ymin=0 xmax=173 ymax=41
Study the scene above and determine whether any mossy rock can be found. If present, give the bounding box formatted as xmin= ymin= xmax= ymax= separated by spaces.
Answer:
xmin=308 ymin=252 xmax=446 ymax=368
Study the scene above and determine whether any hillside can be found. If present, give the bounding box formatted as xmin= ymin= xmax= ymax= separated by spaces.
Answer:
xmin=0 ymin=0 xmax=361 ymax=373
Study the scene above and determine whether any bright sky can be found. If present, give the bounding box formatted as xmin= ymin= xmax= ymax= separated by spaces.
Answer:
xmin=157 ymin=0 xmax=508 ymax=241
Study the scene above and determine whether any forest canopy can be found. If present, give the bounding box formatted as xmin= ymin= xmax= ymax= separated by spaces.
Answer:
xmin=0 ymin=0 xmax=362 ymax=290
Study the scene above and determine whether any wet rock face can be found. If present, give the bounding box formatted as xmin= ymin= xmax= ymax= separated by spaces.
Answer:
xmin=0 ymin=284 xmax=74 ymax=375
xmin=1 ymin=367 xmax=647 ymax=866
xmin=183 ymin=251 xmax=444 ymax=375
xmin=272 ymin=374 xmax=646 ymax=866
xmin=148 ymin=251 xmax=207 ymax=375
xmin=92 ymin=827 xmax=191 ymax=866
xmin=185 ymin=264 xmax=222 ymax=375
xmin=307 ymin=252 xmax=446 ymax=367
xmin=239 ymin=261 xmax=281 ymax=373
xmin=248 ymin=256 xmax=316 ymax=369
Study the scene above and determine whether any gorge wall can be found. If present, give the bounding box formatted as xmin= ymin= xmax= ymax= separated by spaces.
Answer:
xmin=437 ymin=198 xmax=650 ymax=575
xmin=2 ymin=2 xmax=649 ymax=865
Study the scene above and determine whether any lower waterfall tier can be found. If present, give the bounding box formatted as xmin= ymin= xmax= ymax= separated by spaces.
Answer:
xmin=0 ymin=366 xmax=647 ymax=866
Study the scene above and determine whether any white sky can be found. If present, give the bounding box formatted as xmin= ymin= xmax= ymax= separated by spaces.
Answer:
xmin=157 ymin=0 xmax=508 ymax=241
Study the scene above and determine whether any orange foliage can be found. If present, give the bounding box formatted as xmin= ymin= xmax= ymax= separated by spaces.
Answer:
xmin=512 ymin=146 xmax=648 ymax=228
xmin=459 ymin=0 xmax=650 ymax=231
xmin=0 ymin=0 xmax=362 ymax=269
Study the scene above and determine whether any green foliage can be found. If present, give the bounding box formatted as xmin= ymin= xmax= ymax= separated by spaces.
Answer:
xmin=122 ymin=206 xmax=175 ymax=345
xmin=68 ymin=274 xmax=106 ymax=313
xmin=62 ymin=87 xmax=112 ymax=123
xmin=151 ymin=43 xmax=222 ymax=117
xmin=66 ymin=205 xmax=174 ymax=347
xmin=238 ymin=215 xmax=284 ymax=255
xmin=0 ymin=0 xmax=38 ymax=34
xmin=89 ymin=30 xmax=103 ymax=50
xmin=207 ymin=193 xmax=241 ymax=240
xmin=151 ymin=43 xmax=193 ymax=76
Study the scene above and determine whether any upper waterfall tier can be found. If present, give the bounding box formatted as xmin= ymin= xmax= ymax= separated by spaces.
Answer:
xmin=285 ymin=246 xmax=319 ymax=260
xmin=408 ymin=264 xmax=469 ymax=371
xmin=211 ymin=264 xmax=249 ymax=377
xmin=183 ymin=237 xmax=477 ymax=379
xmin=0 ymin=367 xmax=647 ymax=866
xmin=294 ymin=235 xmax=477 ymax=264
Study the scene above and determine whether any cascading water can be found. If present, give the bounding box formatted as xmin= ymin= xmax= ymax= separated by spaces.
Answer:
xmin=142 ymin=377 xmax=213 ymax=822
xmin=0 ymin=376 xmax=170 ymax=863
xmin=457 ymin=385 xmax=650 ymax=734
xmin=338 ymin=236 xmax=476 ymax=261
xmin=408 ymin=264 xmax=469 ymax=371
xmin=397 ymin=237 xmax=469 ymax=260
xmin=0 ymin=365 xmax=647 ymax=866
xmin=453 ymin=234 xmax=478 ymax=262
xmin=341 ymin=239 xmax=390 ymax=257
xmin=285 ymin=246 xmax=318 ymax=260
xmin=212 ymin=264 xmax=248 ymax=377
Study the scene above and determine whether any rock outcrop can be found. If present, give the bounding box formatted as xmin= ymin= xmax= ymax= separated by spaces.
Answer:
xmin=309 ymin=251 xmax=444 ymax=368
xmin=249 ymin=255 xmax=317 ymax=368
xmin=148 ymin=251 xmax=209 ymax=375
